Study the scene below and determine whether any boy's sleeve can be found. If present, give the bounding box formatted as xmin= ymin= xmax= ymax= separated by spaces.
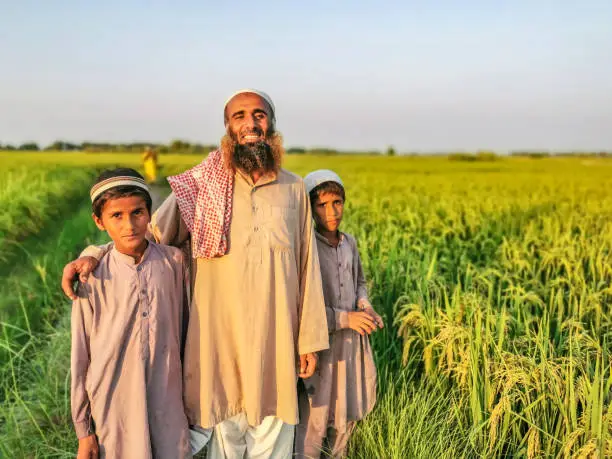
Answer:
xmin=354 ymin=237 xmax=370 ymax=308
xmin=325 ymin=305 xmax=350 ymax=333
xmin=296 ymin=181 xmax=329 ymax=355
xmin=71 ymin=283 xmax=95 ymax=439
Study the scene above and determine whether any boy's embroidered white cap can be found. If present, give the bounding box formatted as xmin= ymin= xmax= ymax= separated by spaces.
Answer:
xmin=303 ymin=169 xmax=344 ymax=194
xmin=90 ymin=176 xmax=150 ymax=202
xmin=223 ymin=89 xmax=276 ymax=122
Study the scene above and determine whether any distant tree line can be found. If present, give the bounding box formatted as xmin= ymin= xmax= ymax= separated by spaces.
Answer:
xmin=447 ymin=150 xmax=612 ymax=161
xmin=0 ymin=141 xmax=610 ymax=158
xmin=508 ymin=151 xmax=612 ymax=158
xmin=0 ymin=140 xmax=390 ymax=156
xmin=0 ymin=140 xmax=219 ymax=154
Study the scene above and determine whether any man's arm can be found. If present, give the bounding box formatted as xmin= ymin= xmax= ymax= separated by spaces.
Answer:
xmin=61 ymin=192 xmax=189 ymax=299
xmin=148 ymin=192 xmax=190 ymax=247
xmin=295 ymin=180 xmax=329 ymax=377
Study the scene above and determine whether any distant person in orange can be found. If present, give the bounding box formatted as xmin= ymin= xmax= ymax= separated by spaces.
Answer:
xmin=142 ymin=146 xmax=158 ymax=183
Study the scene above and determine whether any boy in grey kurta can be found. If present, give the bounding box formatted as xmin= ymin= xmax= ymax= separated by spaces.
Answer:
xmin=71 ymin=168 xmax=191 ymax=459
xmin=296 ymin=170 xmax=385 ymax=459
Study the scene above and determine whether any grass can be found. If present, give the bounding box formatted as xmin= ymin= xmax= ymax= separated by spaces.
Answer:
xmin=0 ymin=202 xmax=111 ymax=352
xmin=0 ymin=200 xmax=110 ymax=457
xmin=0 ymin=166 xmax=98 ymax=262
xmin=0 ymin=152 xmax=611 ymax=458
xmin=0 ymin=313 xmax=76 ymax=458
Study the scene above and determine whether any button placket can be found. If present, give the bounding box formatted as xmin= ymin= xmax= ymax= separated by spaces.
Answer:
xmin=336 ymin=247 xmax=343 ymax=303
xmin=254 ymin=190 xmax=263 ymax=233
xmin=248 ymin=189 xmax=262 ymax=263
xmin=137 ymin=264 xmax=150 ymax=361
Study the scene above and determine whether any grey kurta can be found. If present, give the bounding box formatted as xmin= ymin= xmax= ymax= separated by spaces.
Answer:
xmin=81 ymin=168 xmax=329 ymax=431
xmin=299 ymin=232 xmax=377 ymax=434
xmin=71 ymin=242 xmax=192 ymax=459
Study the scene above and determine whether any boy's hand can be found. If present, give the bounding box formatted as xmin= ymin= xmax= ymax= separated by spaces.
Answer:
xmin=77 ymin=434 xmax=99 ymax=459
xmin=363 ymin=307 xmax=384 ymax=329
xmin=298 ymin=353 xmax=318 ymax=379
xmin=347 ymin=311 xmax=379 ymax=336
xmin=358 ymin=299 xmax=384 ymax=329
xmin=62 ymin=257 xmax=99 ymax=300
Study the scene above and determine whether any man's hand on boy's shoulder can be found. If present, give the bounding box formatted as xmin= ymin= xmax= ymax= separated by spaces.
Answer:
xmin=77 ymin=434 xmax=99 ymax=459
xmin=62 ymin=257 xmax=100 ymax=300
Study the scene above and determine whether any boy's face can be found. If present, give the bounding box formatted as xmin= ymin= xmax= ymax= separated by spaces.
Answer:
xmin=312 ymin=191 xmax=344 ymax=233
xmin=93 ymin=196 xmax=150 ymax=257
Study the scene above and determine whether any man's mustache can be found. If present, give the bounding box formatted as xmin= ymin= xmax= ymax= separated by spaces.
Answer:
xmin=241 ymin=128 xmax=263 ymax=137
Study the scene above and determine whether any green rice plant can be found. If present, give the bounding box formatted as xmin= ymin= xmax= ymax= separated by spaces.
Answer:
xmin=0 ymin=166 xmax=97 ymax=259
xmin=1 ymin=153 xmax=612 ymax=457
xmin=0 ymin=203 xmax=110 ymax=366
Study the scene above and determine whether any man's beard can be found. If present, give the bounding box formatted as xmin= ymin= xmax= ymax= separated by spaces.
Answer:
xmin=232 ymin=141 xmax=275 ymax=174
xmin=220 ymin=131 xmax=285 ymax=174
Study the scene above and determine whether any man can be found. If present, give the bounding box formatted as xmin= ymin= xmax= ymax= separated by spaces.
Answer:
xmin=62 ymin=89 xmax=329 ymax=458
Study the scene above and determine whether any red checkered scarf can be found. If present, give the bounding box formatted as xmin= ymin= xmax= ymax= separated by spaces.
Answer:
xmin=166 ymin=149 xmax=233 ymax=259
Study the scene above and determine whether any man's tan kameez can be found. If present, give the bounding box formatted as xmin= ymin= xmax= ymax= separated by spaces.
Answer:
xmin=157 ymin=169 xmax=329 ymax=430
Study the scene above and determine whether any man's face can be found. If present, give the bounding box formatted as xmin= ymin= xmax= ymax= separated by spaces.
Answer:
xmin=225 ymin=93 xmax=273 ymax=145
xmin=93 ymin=195 xmax=150 ymax=257
xmin=312 ymin=191 xmax=344 ymax=234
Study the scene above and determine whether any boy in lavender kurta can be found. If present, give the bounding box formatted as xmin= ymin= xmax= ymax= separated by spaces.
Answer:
xmin=71 ymin=168 xmax=191 ymax=459
xmin=295 ymin=170 xmax=385 ymax=459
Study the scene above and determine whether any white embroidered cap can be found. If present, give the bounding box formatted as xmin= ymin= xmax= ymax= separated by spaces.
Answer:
xmin=223 ymin=88 xmax=276 ymax=122
xmin=90 ymin=176 xmax=150 ymax=202
xmin=303 ymin=169 xmax=344 ymax=194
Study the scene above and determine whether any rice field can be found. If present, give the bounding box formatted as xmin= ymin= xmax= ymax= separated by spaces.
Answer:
xmin=0 ymin=152 xmax=610 ymax=458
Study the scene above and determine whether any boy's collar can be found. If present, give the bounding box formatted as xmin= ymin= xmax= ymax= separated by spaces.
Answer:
xmin=111 ymin=240 xmax=152 ymax=266
xmin=315 ymin=230 xmax=345 ymax=247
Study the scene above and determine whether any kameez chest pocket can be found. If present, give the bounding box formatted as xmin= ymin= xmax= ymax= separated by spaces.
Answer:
xmin=263 ymin=205 xmax=298 ymax=251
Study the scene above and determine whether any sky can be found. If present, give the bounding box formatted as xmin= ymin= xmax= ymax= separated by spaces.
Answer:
xmin=1 ymin=0 xmax=611 ymax=152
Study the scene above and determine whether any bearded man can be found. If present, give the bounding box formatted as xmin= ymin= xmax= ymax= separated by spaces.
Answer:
xmin=61 ymin=89 xmax=329 ymax=458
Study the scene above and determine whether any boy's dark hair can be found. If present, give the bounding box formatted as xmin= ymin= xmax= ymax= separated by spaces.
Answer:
xmin=309 ymin=181 xmax=346 ymax=205
xmin=92 ymin=168 xmax=153 ymax=218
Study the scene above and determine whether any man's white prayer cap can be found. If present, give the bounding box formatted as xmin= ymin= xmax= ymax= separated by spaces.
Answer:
xmin=223 ymin=89 xmax=276 ymax=123
xmin=303 ymin=169 xmax=344 ymax=194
